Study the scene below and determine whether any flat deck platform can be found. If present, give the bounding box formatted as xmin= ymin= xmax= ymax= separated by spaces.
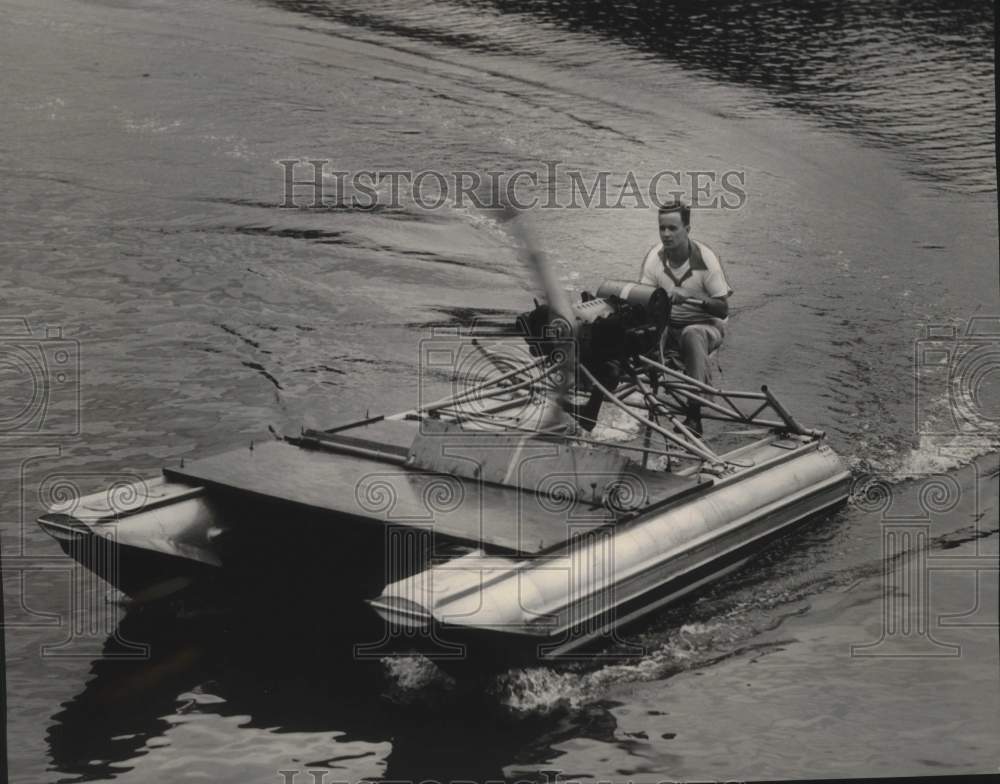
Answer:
xmin=163 ymin=439 xmax=705 ymax=555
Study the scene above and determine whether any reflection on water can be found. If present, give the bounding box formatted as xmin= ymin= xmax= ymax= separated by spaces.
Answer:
xmin=41 ymin=482 xmax=996 ymax=781
xmin=45 ymin=609 xmax=617 ymax=782
xmin=42 ymin=506 xmax=859 ymax=782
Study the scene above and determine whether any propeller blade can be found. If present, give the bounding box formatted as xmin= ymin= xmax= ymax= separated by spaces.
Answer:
xmin=503 ymin=206 xmax=576 ymax=430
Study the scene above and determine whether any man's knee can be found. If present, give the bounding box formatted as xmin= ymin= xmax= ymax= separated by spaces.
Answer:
xmin=680 ymin=326 xmax=709 ymax=353
xmin=681 ymin=324 xmax=722 ymax=355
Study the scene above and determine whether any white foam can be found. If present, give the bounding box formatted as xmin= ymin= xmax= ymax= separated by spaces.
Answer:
xmin=497 ymin=667 xmax=587 ymax=713
xmin=889 ymin=433 xmax=1000 ymax=481
xmin=871 ymin=369 xmax=1000 ymax=482
xmin=380 ymin=654 xmax=450 ymax=692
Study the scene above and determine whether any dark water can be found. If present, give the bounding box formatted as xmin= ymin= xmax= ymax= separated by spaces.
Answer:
xmin=276 ymin=0 xmax=997 ymax=192
xmin=482 ymin=0 xmax=997 ymax=192
xmin=1 ymin=0 xmax=997 ymax=780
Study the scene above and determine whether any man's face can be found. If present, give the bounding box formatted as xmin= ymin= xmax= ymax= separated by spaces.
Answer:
xmin=658 ymin=211 xmax=689 ymax=251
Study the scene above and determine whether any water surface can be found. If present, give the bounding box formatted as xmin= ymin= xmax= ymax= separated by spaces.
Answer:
xmin=1 ymin=0 xmax=996 ymax=780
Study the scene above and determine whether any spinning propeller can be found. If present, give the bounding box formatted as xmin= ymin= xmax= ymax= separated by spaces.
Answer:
xmin=503 ymin=205 xmax=577 ymax=431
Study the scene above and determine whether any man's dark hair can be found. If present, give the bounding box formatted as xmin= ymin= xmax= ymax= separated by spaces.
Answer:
xmin=658 ymin=199 xmax=691 ymax=228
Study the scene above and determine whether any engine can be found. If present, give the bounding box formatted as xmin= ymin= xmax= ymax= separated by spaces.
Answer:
xmin=516 ymin=280 xmax=669 ymax=368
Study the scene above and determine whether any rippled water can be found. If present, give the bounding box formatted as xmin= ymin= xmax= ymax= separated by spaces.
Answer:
xmin=463 ymin=0 xmax=997 ymax=192
xmin=1 ymin=0 xmax=997 ymax=780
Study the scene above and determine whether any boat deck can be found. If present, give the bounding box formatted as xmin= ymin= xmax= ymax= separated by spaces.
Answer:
xmin=163 ymin=439 xmax=707 ymax=555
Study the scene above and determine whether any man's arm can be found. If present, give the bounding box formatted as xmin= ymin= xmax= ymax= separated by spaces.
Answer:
xmin=698 ymin=296 xmax=729 ymax=319
xmin=671 ymin=290 xmax=729 ymax=318
xmin=695 ymin=243 xmax=731 ymax=319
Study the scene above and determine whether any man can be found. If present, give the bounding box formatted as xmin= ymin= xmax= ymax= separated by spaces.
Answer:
xmin=639 ymin=200 xmax=733 ymax=435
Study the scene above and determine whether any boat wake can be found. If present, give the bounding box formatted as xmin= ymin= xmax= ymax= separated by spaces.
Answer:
xmin=849 ymin=358 xmax=1000 ymax=483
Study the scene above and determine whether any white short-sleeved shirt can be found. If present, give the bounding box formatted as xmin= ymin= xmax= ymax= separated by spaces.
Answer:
xmin=639 ymin=240 xmax=732 ymax=326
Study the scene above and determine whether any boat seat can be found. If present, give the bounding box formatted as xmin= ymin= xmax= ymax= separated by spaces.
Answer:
xmin=656 ymin=334 xmax=723 ymax=386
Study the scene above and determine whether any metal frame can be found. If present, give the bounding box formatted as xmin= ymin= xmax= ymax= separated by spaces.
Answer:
xmin=304 ymin=344 xmax=826 ymax=476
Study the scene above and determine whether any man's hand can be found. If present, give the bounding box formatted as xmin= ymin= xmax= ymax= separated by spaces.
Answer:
xmin=667 ymin=289 xmax=688 ymax=305
xmin=699 ymin=296 xmax=729 ymax=319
